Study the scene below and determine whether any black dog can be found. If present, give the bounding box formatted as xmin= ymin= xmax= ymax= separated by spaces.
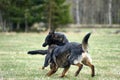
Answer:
xmin=28 ymin=31 xmax=69 ymax=69
xmin=43 ymin=32 xmax=95 ymax=77
xmin=28 ymin=31 xmax=68 ymax=55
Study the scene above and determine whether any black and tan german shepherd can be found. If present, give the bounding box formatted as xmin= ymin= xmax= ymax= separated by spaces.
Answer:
xmin=43 ymin=32 xmax=95 ymax=77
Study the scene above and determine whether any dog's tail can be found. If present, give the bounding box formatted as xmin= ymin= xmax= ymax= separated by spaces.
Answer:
xmin=82 ymin=32 xmax=91 ymax=52
xmin=27 ymin=50 xmax=47 ymax=55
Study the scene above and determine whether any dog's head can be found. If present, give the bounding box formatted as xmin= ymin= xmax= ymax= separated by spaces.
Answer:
xmin=42 ymin=31 xmax=54 ymax=47
xmin=42 ymin=30 xmax=68 ymax=47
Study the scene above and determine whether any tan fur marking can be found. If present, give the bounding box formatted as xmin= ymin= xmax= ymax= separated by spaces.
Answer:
xmin=60 ymin=67 xmax=70 ymax=78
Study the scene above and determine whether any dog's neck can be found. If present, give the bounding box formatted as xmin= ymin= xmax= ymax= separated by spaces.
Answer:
xmin=48 ymin=44 xmax=57 ymax=54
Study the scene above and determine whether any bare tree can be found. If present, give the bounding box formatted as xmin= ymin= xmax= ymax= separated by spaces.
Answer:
xmin=108 ymin=0 xmax=112 ymax=25
xmin=48 ymin=0 xmax=52 ymax=31
xmin=25 ymin=9 xmax=29 ymax=32
xmin=76 ymin=0 xmax=80 ymax=24
xmin=0 ymin=11 xmax=2 ymax=30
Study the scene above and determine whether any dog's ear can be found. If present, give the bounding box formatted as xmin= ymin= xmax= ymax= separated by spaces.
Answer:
xmin=49 ymin=30 xmax=55 ymax=35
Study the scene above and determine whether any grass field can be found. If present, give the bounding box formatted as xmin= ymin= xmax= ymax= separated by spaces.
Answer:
xmin=0 ymin=28 xmax=120 ymax=80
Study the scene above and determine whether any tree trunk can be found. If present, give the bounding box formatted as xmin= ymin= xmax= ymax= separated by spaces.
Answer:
xmin=108 ymin=0 xmax=112 ymax=25
xmin=9 ymin=22 xmax=13 ymax=32
xmin=76 ymin=0 xmax=80 ymax=24
xmin=3 ymin=20 xmax=7 ymax=32
xmin=47 ymin=1 xmax=52 ymax=32
xmin=25 ymin=19 xmax=28 ymax=32
xmin=17 ymin=22 xmax=20 ymax=31
xmin=0 ymin=11 xmax=4 ymax=32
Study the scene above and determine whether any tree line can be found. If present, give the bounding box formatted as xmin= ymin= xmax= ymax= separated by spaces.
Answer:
xmin=0 ymin=0 xmax=120 ymax=32
xmin=70 ymin=0 xmax=120 ymax=24
xmin=0 ymin=0 xmax=72 ymax=32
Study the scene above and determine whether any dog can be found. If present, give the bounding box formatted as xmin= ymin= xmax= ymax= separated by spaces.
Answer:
xmin=27 ymin=31 xmax=68 ymax=55
xmin=43 ymin=32 xmax=95 ymax=77
xmin=27 ymin=31 xmax=69 ymax=70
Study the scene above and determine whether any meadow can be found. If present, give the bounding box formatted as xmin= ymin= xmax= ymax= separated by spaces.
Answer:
xmin=0 ymin=28 xmax=120 ymax=80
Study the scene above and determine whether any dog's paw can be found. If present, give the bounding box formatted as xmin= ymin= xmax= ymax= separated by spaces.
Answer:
xmin=75 ymin=71 xmax=79 ymax=77
xmin=46 ymin=73 xmax=51 ymax=77
xmin=91 ymin=74 xmax=95 ymax=77
xmin=59 ymin=75 xmax=65 ymax=78
xmin=42 ymin=66 xmax=45 ymax=70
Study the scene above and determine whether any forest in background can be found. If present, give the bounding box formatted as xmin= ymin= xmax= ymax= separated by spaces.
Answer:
xmin=0 ymin=0 xmax=71 ymax=32
xmin=69 ymin=0 xmax=120 ymax=24
xmin=0 ymin=0 xmax=120 ymax=32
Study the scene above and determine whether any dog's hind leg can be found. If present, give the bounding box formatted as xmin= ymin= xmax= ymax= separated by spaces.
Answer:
xmin=60 ymin=66 xmax=70 ymax=78
xmin=74 ymin=63 xmax=83 ymax=76
xmin=85 ymin=61 xmax=95 ymax=77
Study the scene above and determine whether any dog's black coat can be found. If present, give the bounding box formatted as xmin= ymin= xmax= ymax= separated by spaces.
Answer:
xmin=42 ymin=31 xmax=69 ymax=47
xmin=42 ymin=31 xmax=69 ymax=67
xmin=47 ymin=43 xmax=83 ymax=67
xmin=27 ymin=31 xmax=68 ymax=55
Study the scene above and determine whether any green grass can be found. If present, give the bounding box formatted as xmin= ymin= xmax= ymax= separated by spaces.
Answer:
xmin=0 ymin=28 xmax=120 ymax=80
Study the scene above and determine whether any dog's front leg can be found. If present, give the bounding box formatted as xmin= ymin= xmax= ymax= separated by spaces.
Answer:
xmin=60 ymin=66 xmax=70 ymax=78
xmin=46 ymin=63 xmax=58 ymax=76
xmin=42 ymin=53 xmax=51 ymax=70
xmin=46 ymin=69 xmax=57 ymax=76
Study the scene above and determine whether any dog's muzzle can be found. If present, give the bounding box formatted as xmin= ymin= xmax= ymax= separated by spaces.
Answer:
xmin=42 ymin=43 xmax=47 ymax=47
